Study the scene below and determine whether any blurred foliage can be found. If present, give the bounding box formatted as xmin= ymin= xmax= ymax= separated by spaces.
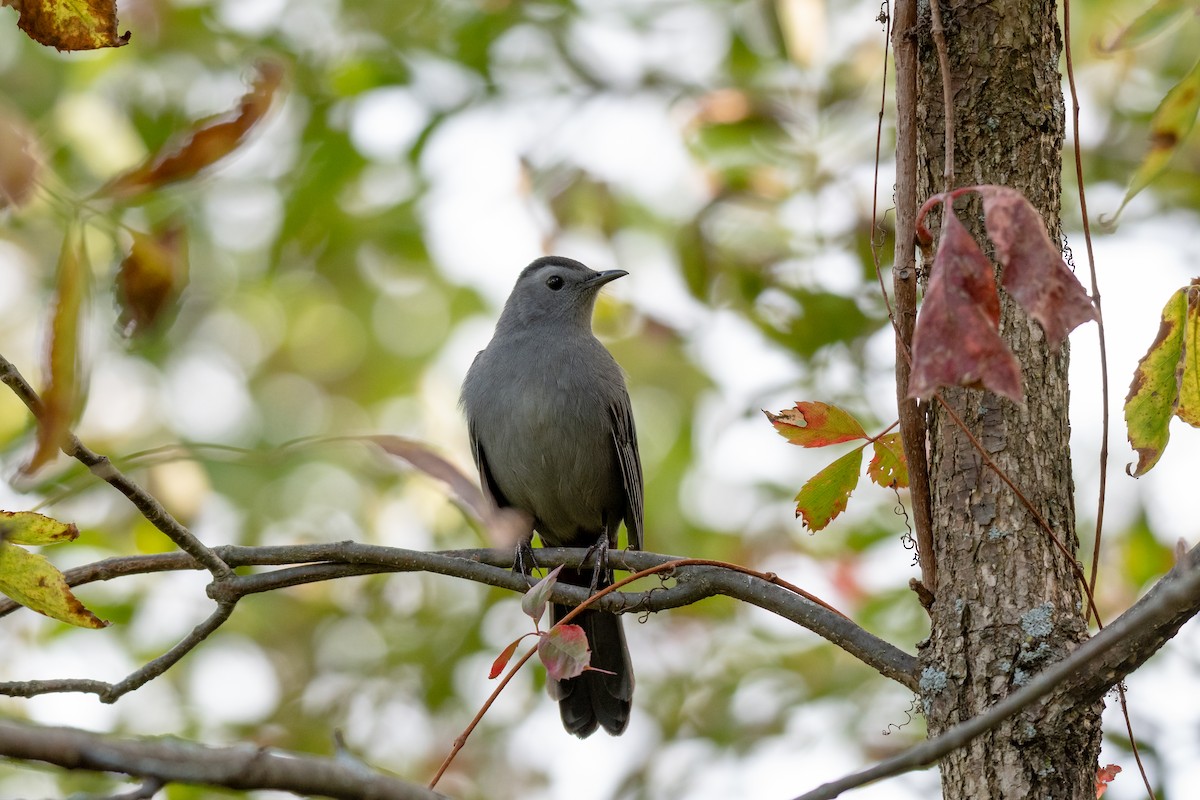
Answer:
xmin=0 ymin=0 xmax=1197 ymax=799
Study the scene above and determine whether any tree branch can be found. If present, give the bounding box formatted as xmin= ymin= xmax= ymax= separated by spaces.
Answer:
xmin=791 ymin=541 xmax=1200 ymax=800
xmin=0 ymin=544 xmax=921 ymax=693
xmin=0 ymin=719 xmax=441 ymax=800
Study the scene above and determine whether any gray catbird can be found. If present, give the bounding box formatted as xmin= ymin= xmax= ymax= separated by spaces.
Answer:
xmin=460 ymin=255 xmax=643 ymax=738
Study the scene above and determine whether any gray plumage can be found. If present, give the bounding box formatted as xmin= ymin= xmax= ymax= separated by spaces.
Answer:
xmin=460 ymin=255 xmax=642 ymax=738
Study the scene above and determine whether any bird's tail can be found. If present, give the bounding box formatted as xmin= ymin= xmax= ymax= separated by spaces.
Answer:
xmin=548 ymin=568 xmax=634 ymax=738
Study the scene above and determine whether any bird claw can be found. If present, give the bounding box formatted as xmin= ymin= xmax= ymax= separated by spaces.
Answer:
xmin=582 ymin=534 xmax=611 ymax=594
xmin=513 ymin=539 xmax=540 ymax=584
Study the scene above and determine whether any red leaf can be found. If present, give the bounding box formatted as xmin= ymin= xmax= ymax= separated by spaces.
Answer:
xmin=909 ymin=210 xmax=1023 ymax=402
xmin=539 ymin=624 xmax=591 ymax=682
xmin=978 ymin=186 xmax=1098 ymax=350
xmin=489 ymin=637 xmax=524 ymax=679
xmin=764 ymin=402 xmax=868 ymax=448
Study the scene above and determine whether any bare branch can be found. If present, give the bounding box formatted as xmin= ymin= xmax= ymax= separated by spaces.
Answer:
xmin=791 ymin=542 xmax=1200 ymax=800
xmin=0 ymin=718 xmax=441 ymax=800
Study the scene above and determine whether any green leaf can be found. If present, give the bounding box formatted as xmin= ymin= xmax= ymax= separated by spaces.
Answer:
xmin=765 ymin=402 xmax=868 ymax=448
xmin=868 ymin=434 xmax=909 ymax=489
xmin=1111 ymin=57 xmax=1200 ymax=222
xmin=1101 ymin=0 xmax=1194 ymax=51
xmin=0 ymin=511 xmax=79 ymax=545
xmin=0 ymin=542 xmax=108 ymax=628
xmin=1124 ymin=286 xmax=1192 ymax=475
xmin=795 ymin=447 xmax=864 ymax=531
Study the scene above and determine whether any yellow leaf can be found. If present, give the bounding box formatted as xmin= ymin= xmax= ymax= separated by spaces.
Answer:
xmin=1124 ymin=286 xmax=1188 ymax=476
xmin=0 ymin=511 xmax=79 ymax=545
xmin=10 ymin=0 xmax=130 ymax=52
xmin=0 ymin=542 xmax=108 ymax=628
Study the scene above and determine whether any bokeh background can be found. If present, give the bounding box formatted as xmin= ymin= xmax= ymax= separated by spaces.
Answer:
xmin=0 ymin=0 xmax=1197 ymax=798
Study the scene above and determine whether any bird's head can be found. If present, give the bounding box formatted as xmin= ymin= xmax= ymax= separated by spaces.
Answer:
xmin=497 ymin=256 xmax=627 ymax=332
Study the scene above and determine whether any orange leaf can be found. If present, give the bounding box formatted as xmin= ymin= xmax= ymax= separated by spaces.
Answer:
xmin=97 ymin=60 xmax=284 ymax=200
xmin=765 ymin=402 xmax=868 ymax=448
xmin=27 ymin=227 xmax=88 ymax=474
xmin=117 ymin=222 xmax=188 ymax=337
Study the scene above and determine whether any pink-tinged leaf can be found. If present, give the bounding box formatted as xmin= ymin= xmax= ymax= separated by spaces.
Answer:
xmin=26 ymin=227 xmax=89 ymax=475
xmin=795 ymin=448 xmax=863 ymax=532
xmin=977 ymin=186 xmax=1098 ymax=349
xmin=1095 ymin=763 xmax=1121 ymax=798
xmin=489 ymin=636 xmax=525 ymax=679
xmin=539 ymin=624 xmax=591 ymax=682
xmin=868 ymin=433 xmax=909 ymax=488
xmin=909 ymin=210 xmax=1023 ymax=403
xmin=1125 ymin=284 xmax=1199 ymax=475
xmin=521 ymin=564 xmax=563 ymax=623
xmin=0 ymin=542 xmax=108 ymax=628
xmin=0 ymin=108 xmax=42 ymax=210
xmin=0 ymin=511 xmax=79 ymax=545
xmin=764 ymin=402 xmax=868 ymax=448
xmin=366 ymin=435 xmax=490 ymax=522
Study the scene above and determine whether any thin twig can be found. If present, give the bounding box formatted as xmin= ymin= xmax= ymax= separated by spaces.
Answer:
xmin=0 ymin=354 xmax=232 ymax=581
xmin=927 ymin=0 xmax=956 ymax=191
xmin=889 ymin=0 xmax=936 ymax=591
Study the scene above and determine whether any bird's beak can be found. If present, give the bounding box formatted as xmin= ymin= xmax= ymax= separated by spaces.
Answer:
xmin=585 ymin=269 xmax=629 ymax=288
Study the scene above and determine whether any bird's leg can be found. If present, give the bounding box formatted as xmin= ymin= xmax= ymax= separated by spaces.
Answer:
xmin=581 ymin=532 xmax=611 ymax=594
xmin=513 ymin=536 xmax=540 ymax=585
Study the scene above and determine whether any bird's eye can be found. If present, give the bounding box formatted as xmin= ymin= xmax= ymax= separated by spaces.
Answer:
xmin=546 ymin=275 xmax=565 ymax=291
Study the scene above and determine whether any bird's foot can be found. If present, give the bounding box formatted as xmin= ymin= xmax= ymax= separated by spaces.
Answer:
xmin=512 ymin=539 xmax=539 ymax=585
xmin=582 ymin=534 xmax=611 ymax=594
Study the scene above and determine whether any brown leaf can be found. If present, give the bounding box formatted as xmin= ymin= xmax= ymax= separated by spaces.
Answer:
xmin=909 ymin=210 xmax=1023 ymax=402
xmin=9 ymin=0 xmax=129 ymax=51
xmin=117 ymin=222 xmax=188 ymax=336
xmin=97 ymin=60 xmax=284 ymax=200
xmin=978 ymin=186 xmax=1098 ymax=350
xmin=365 ymin=435 xmax=491 ymax=523
xmin=27 ymin=227 xmax=89 ymax=474
xmin=0 ymin=107 xmax=42 ymax=210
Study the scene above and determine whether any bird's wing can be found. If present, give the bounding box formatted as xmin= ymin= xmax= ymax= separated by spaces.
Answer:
xmin=468 ymin=420 xmax=511 ymax=512
xmin=610 ymin=395 xmax=644 ymax=551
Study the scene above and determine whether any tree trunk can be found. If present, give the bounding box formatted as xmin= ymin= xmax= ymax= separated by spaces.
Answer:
xmin=912 ymin=1 xmax=1103 ymax=797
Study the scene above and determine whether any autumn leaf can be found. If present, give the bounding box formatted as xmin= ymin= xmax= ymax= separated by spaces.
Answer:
xmin=0 ymin=107 xmax=42 ymax=210
xmin=1109 ymin=57 xmax=1200 ymax=223
xmin=0 ymin=511 xmax=79 ymax=545
xmin=764 ymin=402 xmax=867 ymax=447
xmin=27 ymin=227 xmax=89 ymax=474
xmin=117 ymin=222 xmax=188 ymax=337
xmin=521 ymin=564 xmax=563 ymax=624
xmin=539 ymin=623 xmax=591 ymax=682
xmin=0 ymin=541 xmax=108 ymax=628
xmin=1095 ymin=763 xmax=1122 ymax=797
xmin=909 ymin=210 xmax=1023 ymax=403
xmin=867 ymin=433 xmax=908 ymax=488
xmin=8 ymin=0 xmax=129 ymax=51
xmin=97 ymin=60 xmax=285 ymax=200
xmin=1125 ymin=283 xmax=1200 ymax=476
xmin=795 ymin=448 xmax=863 ymax=532
xmin=977 ymin=185 xmax=1098 ymax=350
xmin=489 ymin=636 xmax=528 ymax=679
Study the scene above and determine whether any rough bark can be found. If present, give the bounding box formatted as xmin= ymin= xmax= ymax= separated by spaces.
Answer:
xmin=913 ymin=1 xmax=1103 ymax=798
